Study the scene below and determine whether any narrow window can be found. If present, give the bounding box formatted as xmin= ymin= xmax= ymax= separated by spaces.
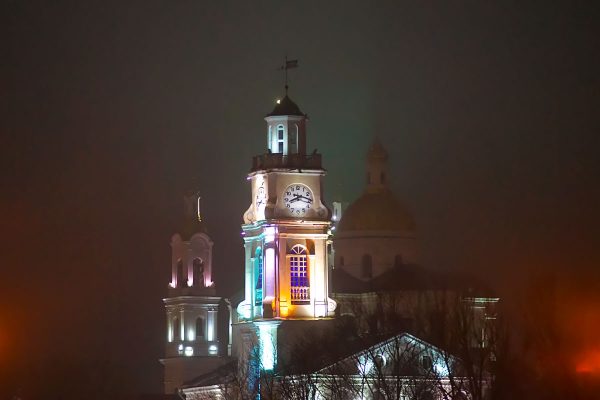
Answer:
xmin=195 ymin=317 xmax=205 ymax=338
xmin=176 ymin=260 xmax=185 ymax=288
xmin=361 ymin=254 xmax=372 ymax=278
xmin=192 ymin=258 xmax=204 ymax=287
xmin=173 ymin=317 xmax=180 ymax=340
xmin=289 ymin=245 xmax=309 ymax=303
xmin=255 ymin=248 xmax=263 ymax=306
xmin=277 ymin=125 xmax=285 ymax=153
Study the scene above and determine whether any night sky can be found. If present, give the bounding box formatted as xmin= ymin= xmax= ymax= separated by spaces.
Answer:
xmin=2 ymin=1 xmax=599 ymax=396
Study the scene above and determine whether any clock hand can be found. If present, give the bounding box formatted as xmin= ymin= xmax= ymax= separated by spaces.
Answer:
xmin=296 ymin=195 xmax=312 ymax=202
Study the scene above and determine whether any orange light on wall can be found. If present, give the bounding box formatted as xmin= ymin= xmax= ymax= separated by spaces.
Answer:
xmin=576 ymin=350 xmax=600 ymax=374
xmin=281 ymin=305 xmax=296 ymax=318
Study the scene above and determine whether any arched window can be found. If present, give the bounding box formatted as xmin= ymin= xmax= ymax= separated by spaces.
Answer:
xmin=276 ymin=125 xmax=285 ymax=153
xmin=173 ymin=317 xmax=180 ymax=340
xmin=394 ymin=254 xmax=403 ymax=268
xmin=361 ymin=254 xmax=372 ymax=279
xmin=255 ymin=248 xmax=263 ymax=306
xmin=289 ymin=245 xmax=309 ymax=303
xmin=176 ymin=260 xmax=185 ymax=288
xmin=192 ymin=258 xmax=204 ymax=287
xmin=195 ymin=317 xmax=205 ymax=338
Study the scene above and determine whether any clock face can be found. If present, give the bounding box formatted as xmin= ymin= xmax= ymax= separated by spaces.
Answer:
xmin=255 ymin=182 xmax=266 ymax=211
xmin=283 ymin=184 xmax=313 ymax=216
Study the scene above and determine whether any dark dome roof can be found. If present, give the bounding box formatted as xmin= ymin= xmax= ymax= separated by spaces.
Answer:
xmin=180 ymin=217 xmax=208 ymax=240
xmin=266 ymin=95 xmax=305 ymax=117
xmin=337 ymin=189 xmax=416 ymax=233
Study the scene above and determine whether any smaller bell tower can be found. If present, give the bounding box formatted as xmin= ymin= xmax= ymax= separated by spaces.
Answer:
xmin=160 ymin=192 xmax=225 ymax=394
xmin=366 ymin=137 xmax=389 ymax=192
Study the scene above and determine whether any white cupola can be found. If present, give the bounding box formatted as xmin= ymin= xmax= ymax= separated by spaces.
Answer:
xmin=264 ymin=95 xmax=307 ymax=156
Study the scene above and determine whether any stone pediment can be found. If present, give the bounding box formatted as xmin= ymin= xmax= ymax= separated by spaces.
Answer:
xmin=318 ymin=332 xmax=456 ymax=378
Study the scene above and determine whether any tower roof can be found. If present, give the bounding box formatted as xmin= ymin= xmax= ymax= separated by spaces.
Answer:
xmin=266 ymin=95 xmax=305 ymax=117
xmin=180 ymin=216 xmax=207 ymax=240
xmin=368 ymin=137 xmax=388 ymax=162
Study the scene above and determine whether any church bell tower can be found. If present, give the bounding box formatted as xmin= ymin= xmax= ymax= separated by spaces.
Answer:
xmin=235 ymin=93 xmax=337 ymax=371
xmin=160 ymin=193 xmax=224 ymax=394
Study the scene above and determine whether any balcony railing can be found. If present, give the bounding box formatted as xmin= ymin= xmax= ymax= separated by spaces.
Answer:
xmin=252 ymin=153 xmax=322 ymax=170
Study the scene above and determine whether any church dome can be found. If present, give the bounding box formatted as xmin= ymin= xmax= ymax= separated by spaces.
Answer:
xmin=266 ymin=95 xmax=305 ymax=117
xmin=333 ymin=139 xmax=418 ymax=281
xmin=337 ymin=138 xmax=415 ymax=233
xmin=337 ymin=189 xmax=415 ymax=233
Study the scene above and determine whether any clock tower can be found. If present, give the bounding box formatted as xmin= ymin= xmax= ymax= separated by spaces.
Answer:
xmin=235 ymin=94 xmax=336 ymax=371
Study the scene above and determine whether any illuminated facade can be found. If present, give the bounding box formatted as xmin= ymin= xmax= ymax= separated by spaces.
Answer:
xmin=162 ymin=93 xmax=497 ymax=398
xmin=160 ymin=193 xmax=229 ymax=394
xmin=233 ymin=95 xmax=336 ymax=371
xmin=180 ymin=331 xmax=490 ymax=400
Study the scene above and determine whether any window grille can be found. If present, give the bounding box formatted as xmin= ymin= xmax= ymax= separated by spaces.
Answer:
xmin=289 ymin=245 xmax=309 ymax=303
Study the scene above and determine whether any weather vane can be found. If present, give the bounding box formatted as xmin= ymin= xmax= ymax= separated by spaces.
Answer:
xmin=279 ymin=56 xmax=298 ymax=95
